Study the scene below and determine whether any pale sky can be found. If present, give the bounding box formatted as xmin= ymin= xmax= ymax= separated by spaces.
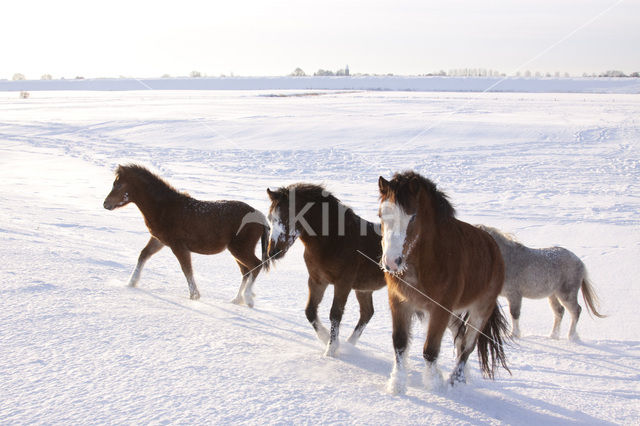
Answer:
xmin=2 ymin=0 xmax=638 ymax=79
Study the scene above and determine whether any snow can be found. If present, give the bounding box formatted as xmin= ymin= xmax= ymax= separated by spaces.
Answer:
xmin=1 ymin=88 xmax=639 ymax=424
xmin=2 ymin=76 xmax=640 ymax=94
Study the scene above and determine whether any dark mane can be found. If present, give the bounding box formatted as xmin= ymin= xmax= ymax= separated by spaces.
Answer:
xmin=389 ymin=170 xmax=455 ymax=220
xmin=277 ymin=183 xmax=341 ymax=206
xmin=116 ymin=164 xmax=187 ymax=200
xmin=275 ymin=183 xmax=373 ymax=229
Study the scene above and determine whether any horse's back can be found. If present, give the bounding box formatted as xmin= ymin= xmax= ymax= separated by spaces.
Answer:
xmin=171 ymin=198 xmax=263 ymax=254
xmin=502 ymin=244 xmax=585 ymax=299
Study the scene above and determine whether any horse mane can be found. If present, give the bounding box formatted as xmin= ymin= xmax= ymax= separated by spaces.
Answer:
xmin=116 ymin=164 xmax=188 ymax=200
xmin=388 ymin=171 xmax=455 ymax=221
xmin=477 ymin=224 xmax=522 ymax=248
xmin=275 ymin=183 xmax=369 ymax=227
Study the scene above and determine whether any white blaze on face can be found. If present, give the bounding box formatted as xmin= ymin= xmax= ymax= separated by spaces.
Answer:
xmin=380 ymin=200 xmax=413 ymax=272
xmin=268 ymin=209 xmax=285 ymax=246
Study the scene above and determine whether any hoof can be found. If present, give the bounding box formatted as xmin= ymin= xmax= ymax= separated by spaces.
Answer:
xmin=127 ymin=281 xmax=137 ymax=288
xmin=346 ymin=335 xmax=359 ymax=346
xmin=190 ymin=292 xmax=201 ymax=300
xmin=569 ymin=333 xmax=581 ymax=342
xmin=386 ymin=378 xmax=407 ymax=395
xmin=424 ymin=365 xmax=446 ymax=392
xmin=550 ymin=332 xmax=560 ymax=340
xmin=323 ymin=342 xmax=339 ymax=357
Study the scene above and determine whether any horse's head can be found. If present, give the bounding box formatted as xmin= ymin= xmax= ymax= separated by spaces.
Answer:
xmin=266 ymin=187 xmax=300 ymax=259
xmin=378 ymin=172 xmax=455 ymax=275
xmin=103 ymin=167 xmax=132 ymax=210
xmin=377 ymin=175 xmax=421 ymax=274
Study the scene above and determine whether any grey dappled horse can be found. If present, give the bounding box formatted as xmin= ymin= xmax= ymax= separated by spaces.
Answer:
xmin=477 ymin=225 xmax=605 ymax=341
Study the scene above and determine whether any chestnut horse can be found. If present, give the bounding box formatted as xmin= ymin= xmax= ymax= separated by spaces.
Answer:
xmin=266 ymin=184 xmax=386 ymax=356
xmin=378 ymin=171 xmax=510 ymax=394
xmin=103 ymin=164 xmax=270 ymax=306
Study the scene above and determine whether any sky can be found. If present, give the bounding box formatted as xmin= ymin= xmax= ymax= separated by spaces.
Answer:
xmin=1 ymin=0 xmax=639 ymax=79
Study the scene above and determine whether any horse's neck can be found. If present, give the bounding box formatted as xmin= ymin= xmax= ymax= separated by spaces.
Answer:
xmin=132 ymin=185 xmax=174 ymax=229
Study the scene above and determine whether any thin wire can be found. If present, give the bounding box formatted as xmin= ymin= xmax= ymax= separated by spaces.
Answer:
xmin=356 ymin=249 xmax=503 ymax=346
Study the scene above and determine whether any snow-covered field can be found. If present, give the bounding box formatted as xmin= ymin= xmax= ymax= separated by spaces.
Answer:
xmin=1 ymin=89 xmax=638 ymax=424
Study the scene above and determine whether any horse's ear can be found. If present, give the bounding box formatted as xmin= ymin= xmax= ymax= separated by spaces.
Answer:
xmin=378 ymin=176 xmax=390 ymax=194
xmin=266 ymin=188 xmax=280 ymax=201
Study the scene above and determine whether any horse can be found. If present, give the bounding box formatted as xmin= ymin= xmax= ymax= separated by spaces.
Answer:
xmin=378 ymin=171 xmax=510 ymax=395
xmin=103 ymin=164 xmax=270 ymax=306
xmin=265 ymin=183 xmax=386 ymax=356
xmin=477 ymin=225 xmax=606 ymax=341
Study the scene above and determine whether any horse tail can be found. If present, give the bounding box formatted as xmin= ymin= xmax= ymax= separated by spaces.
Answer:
xmin=476 ymin=303 xmax=511 ymax=379
xmin=260 ymin=222 xmax=272 ymax=272
xmin=581 ymin=276 xmax=606 ymax=318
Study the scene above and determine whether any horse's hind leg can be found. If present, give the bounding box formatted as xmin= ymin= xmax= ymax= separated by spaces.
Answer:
xmin=170 ymin=246 xmax=200 ymax=300
xmin=128 ymin=236 xmax=164 ymax=287
xmin=325 ymin=285 xmax=351 ymax=357
xmin=387 ymin=292 xmax=413 ymax=395
xmin=305 ymin=277 xmax=329 ymax=344
xmin=506 ymin=294 xmax=523 ymax=338
xmin=347 ymin=290 xmax=374 ymax=345
xmin=449 ymin=311 xmax=485 ymax=385
xmin=228 ymin=237 xmax=262 ymax=308
xmin=558 ymin=290 xmax=582 ymax=341
xmin=548 ymin=295 xmax=565 ymax=339
xmin=230 ymin=262 xmax=251 ymax=306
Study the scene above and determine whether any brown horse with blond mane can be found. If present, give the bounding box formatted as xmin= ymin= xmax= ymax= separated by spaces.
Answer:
xmin=378 ymin=171 xmax=510 ymax=394
xmin=103 ymin=164 xmax=270 ymax=305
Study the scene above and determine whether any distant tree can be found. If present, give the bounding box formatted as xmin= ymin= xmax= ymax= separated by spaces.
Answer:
xmin=161 ymin=73 xmax=171 ymax=78
xmin=314 ymin=69 xmax=334 ymax=76
xmin=190 ymin=70 xmax=202 ymax=78
xmin=41 ymin=73 xmax=52 ymax=80
xmin=630 ymin=72 xmax=640 ymax=78
xmin=601 ymin=70 xmax=626 ymax=77
xmin=12 ymin=73 xmax=25 ymax=80
xmin=290 ymin=67 xmax=306 ymax=76
xmin=524 ymin=70 xmax=531 ymax=78
xmin=75 ymin=76 xmax=84 ymax=79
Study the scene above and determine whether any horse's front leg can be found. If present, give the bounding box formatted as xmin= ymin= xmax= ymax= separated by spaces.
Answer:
xmin=387 ymin=293 xmax=412 ymax=395
xmin=347 ymin=290 xmax=374 ymax=345
xmin=423 ymin=307 xmax=449 ymax=391
xmin=128 ymin=236 xmax=164 ymax=287
xmin=324 ymin=285 xmax=351 ymax=357
xmin=170 ymin=246 xmax=200 ymax=300
xmin=305 ymin=277 xmax=329 ymax=344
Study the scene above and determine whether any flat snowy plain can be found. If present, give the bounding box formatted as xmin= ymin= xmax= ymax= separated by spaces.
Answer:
xmin=1 ymin=87 xmax=639 ymax=424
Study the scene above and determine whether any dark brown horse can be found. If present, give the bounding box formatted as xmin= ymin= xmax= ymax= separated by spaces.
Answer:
xmin=378 ymin=171 xmax=510 ymax=394
xmin=103 ymin=164 xmax=270 ymax=305
xmin=266 ymin=184 xmax=386 ymax=356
